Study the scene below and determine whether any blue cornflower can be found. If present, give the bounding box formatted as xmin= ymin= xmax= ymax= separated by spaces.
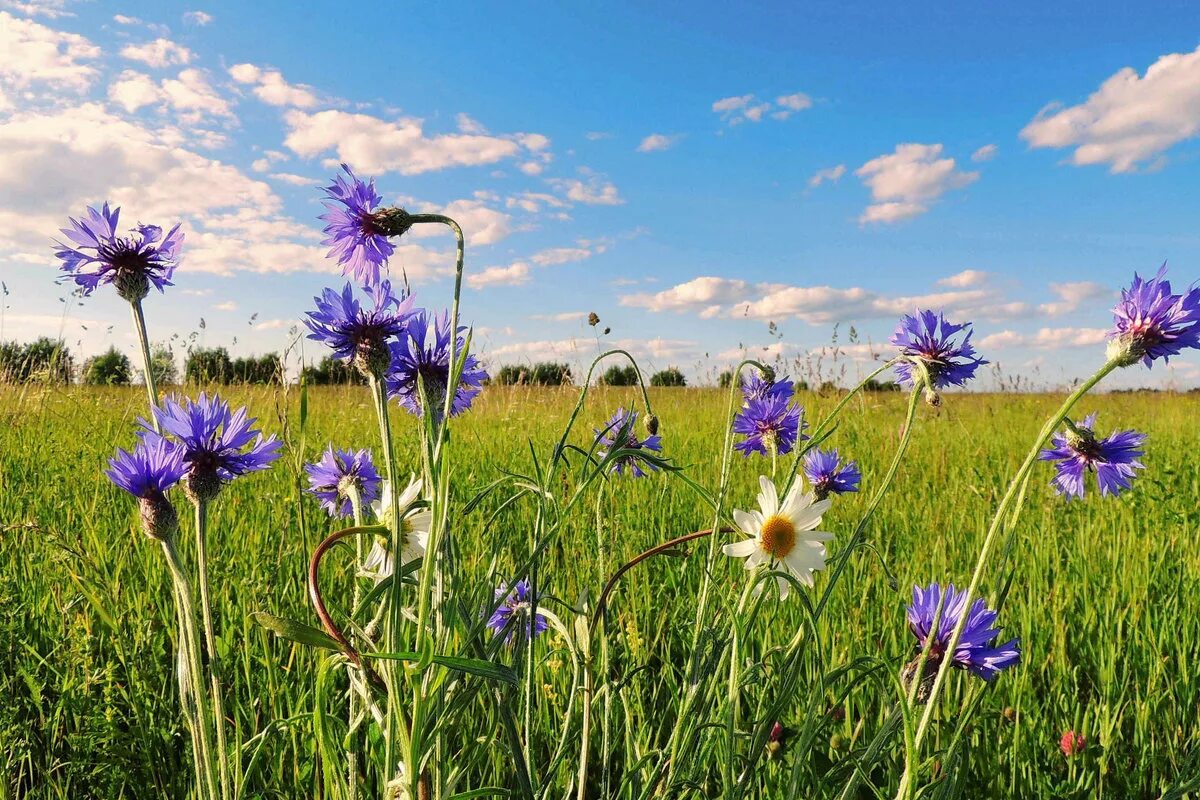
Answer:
xmin=906 ymin=583 xmax=1020 ymax=691
xmin=891 ymin=310 xmax=987 ymax=390
xmin=1038 ymin=413 xmax=1146 ymax=499
xmin=1107 ymin=264 xmax=1200 ymax=368
xmin=594 ymin=407 xmax=663 ymax=477
xmin=742 ymin=373 xmax=794 ymax=404
xmin=733 ymin=394 xmax=805 ymax=457
xmin=106 ymin=436 xmax=187 ymax=540
xmin=802 ymin=448 xmax=861 ymax=499
xmin=386 ymin=309 xmax=487 ymax=419
xmin=55 ymin=203 xmax=183 ymax=301
xmin=320 ymin=164 xmax=408 ymax=286
xmin=305 ymin=446 xmax=381 ymax=518
xmin=305 ymin=280 xmax=415 ymax=376
xmin=486 ymin=579 xmax=549 ymax=644
xmin=146 ymin=393 xmax=282 ymax=502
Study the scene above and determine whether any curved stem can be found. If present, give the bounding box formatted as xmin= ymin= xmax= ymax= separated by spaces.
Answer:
xmin=193 ymin=500 xmax=231 ymax=800
xmin=129 ymin=299 xmax=161 ymax=429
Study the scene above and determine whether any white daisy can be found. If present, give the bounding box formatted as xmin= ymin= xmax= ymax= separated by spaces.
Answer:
xmin=722 ymin=475 xmax=835 ymax=600
xmin=359 ymin=477 xmax=432 ymax=581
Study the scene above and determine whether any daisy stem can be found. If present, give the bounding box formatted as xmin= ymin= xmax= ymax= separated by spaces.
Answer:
xmin=129 ymin=298 xmax=161 ymax=430
xmin=899 ymin=358 xmax=1119 ymax=796
xmin=192 ymin=499 xmax=231 ymax=800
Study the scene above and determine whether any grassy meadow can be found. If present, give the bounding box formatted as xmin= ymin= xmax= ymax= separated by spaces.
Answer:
xmin=2 ymin=383 xmax=1199 ymax=798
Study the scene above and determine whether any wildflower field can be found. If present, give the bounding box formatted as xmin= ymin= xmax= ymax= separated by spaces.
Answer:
xmin=4 ymin=382 xmax=1199 ymax=799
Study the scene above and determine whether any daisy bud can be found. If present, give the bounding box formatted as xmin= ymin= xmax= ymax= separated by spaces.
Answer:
xmin=138 ymin=491 xmax=179 ymax=541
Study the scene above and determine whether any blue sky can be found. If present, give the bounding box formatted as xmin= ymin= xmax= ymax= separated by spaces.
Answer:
xmin=3 ymin=0 xmax=1200 ymax=389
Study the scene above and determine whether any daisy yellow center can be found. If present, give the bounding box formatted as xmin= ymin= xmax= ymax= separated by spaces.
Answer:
xmin=760 ymin=514 xmax=796 ymax=559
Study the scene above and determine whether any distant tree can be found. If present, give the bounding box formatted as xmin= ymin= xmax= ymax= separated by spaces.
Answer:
xmin=718 ymin=369 xmax=733 ymax=389
xmin=600 ymin=364 xmax=639 ymax=386
xmin=185 ymin=347 xmax=233 ymax=384
xmin=818 ymin=380 xmax=839 ymax=396
xmin=83 ymin=347 xmax=132 ymax=385
xmin=230 ymin=353 xmax=282 ymax=384
xmin=794 ymin=379 xmax=810 ymax=391
xmin=650 ymin=367 xmax=687 ymax=387
xmin=530 ymin=362 xmax=572 ymax=386
xmin=302 ymin=356 xmax=365 ymax=386
xmin=863 ymin=378 xmax=901 ymax=392
xmin=495 ymin=365 xmax=526 ymax=385
xmin=151 ymin=343 xmax=179 ymax=386
xmin=6 ymin=338 xmax=75 ymax=384
xmin=0 ymin=341 xmax=23 ymax=383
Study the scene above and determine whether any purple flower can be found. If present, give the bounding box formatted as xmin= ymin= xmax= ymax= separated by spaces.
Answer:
xmin=907 ymin=583 xmax=1020 ymax=684
xmin=742 ymin=374 xmax=794 ymax=404
xmin=304 ymin=280 xmax=416 ymax=376
xmin=803 ymin=448 xmax=861 ymax=499
xmin=386 ymin=309 xmax=487 ymax=419
xmin=486 ymin=579 xmax=549 ymax=644
xmin=145 ymin=393 xmax=282 ymax=502
xmin=594 ymin=407 xmax=663 ymax=477
xmin=1107 ymin=264 xmax=1200 ymax=367
xmin=890 ymin=310 xmax=987 ymax=390
xmin=106 ymin=436 xmax=187 ymax=540
xmin=733 ymin=394 xmax=805 ymax=457
xmin=320 ymin=164 xmax=404 ymax=286
xmin=305 ymin=446 xmax=381 ymax=518
xmin=1038 ymin=413 xmax=1146 ymax=499
xmin=55 ymin=203 xmax=183 ymax=301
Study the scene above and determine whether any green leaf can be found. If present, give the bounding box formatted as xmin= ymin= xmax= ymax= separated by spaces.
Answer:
xmin=251 ymin=611 xmax=340 ymax=651
xmin=364 ymin=651 xmax=518 ymax=685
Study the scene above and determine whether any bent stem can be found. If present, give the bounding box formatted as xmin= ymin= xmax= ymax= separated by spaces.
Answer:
xmin=193 ymin=499 xmax=231 ymax=800
xmin=129 ymin=298 xmax=161 ymax=429
xmin=897 ymin=359 xmax=1119 ymax=797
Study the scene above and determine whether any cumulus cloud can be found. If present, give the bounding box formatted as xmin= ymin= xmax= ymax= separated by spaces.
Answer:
xmin=467 ymin=262 xmax=530 ymax=289
xmin=547 ymin=171 xmax=622 ymax=205
xmin=621 ymin=276 xmax=753 ymax=313
xmin=937 ymin=269 xmax=990 ymax=288
xmin=637 ymin=133 xmax=680 ymax=152
xmin=0 ymin=11 xmax=99 ymax=91
xmin=108 ymin=68 xmax=234 ymax=124
xmin=971 ymin=144 xmax=998 ymax=162
xmin=530 ymin=311 xmax=588 ymax=322
xmin=282 ymin=109 xmax=545 ymax=175
xmin=712 ymin=91 xmax=811 ymax=125
xmin=1 ymin=0 xmax=73 ymax=18
xmin=1038 ymin=281 xmax=1111 ymax=316
xmin=979 ymin=327 xmax=1108 ymax=350
xmin=183 ymin=10 xmax=213 ymax=25
xmin=808 ymin=164 xmax=846 ymax=188
xmin=120 ymin=38 xmax=193 ymax=68
xmin=1020 ymin=47 xmax=1200 ymax=173
xmin=229 ymin=62 xmax=319 ymax=108
xmin=855 ymin=143 xmax=978 ymax=224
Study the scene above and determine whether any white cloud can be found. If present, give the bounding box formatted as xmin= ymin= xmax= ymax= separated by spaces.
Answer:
xmin=937 ymin=269 xmax=990 ymax=288
xmin=530 ymin=247 xmax=591 ymax=266
xmin=979 ymin=327 xmax=1108 ymax=350
xmin=1020 ymin=47 xmax=1200 ymax=173
xmin=808 ymin=164 xmax=846 ymax=188
xmin=530 ymin=311 xmax=587 ymax=322
xmin=120 ymin=38 xmax=193 ymax=69
xmin=518 ymin=161 xmax=544 ymax=175
xmin=0 ymin=11 xmax=99 ymax=91
xmin=971 ymin=143 xmax=998 ymax=162
xmin=621 ymin=276 xmax=752 ymax=313
xmin=505 ymin=191 xmax=567 ymax=214
xmin=467 ymin=262 xmax=530 ymax=288
xmin=637 ymin=133 xmax=679 ymax=153
xmin=113 ymin=14 xmax=142 ymax=25
xmin=713 ymin=91 xmax=811 ymax=124
xmin=0 ymin=0 xmax=73 ymax=18
xmin=1038 ymin=281 xmax=1110 ymax=316
xmin=855 ymin=143 xmax=978 ymax=224
xmin=268 ymin=172 xmax=314 ymax=186
xmin=407 ymin=198 xmax=511 ymax=246
xmin=184 ymin=10 xmax=213 ymax=25
xmin=214 ymin=301 xmax=238 ymax=311
xmin=547 ymin=172 xmax=622 ymax=205
xmin=282 ymin=109 xmax=543 ymax=175
xmin=228 ymin=63 xmax=319 ymax=108
xmin=584 ymin=131 xmax=612 ymax=141
xmin=776 ymin=92 xmax=812 ymax=112
xmin=109 ymin=68 xmax=234 ymax=123
xmin=254 ymin=318 xmax=295 ymax=331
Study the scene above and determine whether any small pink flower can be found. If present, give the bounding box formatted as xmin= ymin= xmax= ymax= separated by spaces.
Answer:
xmin=1060 ymin=730 xmax=1086 ymax=757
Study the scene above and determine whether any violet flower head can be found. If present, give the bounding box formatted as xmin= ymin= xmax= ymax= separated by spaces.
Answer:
xmin=1106 ymin=264 xmax=1200 ymax=368
xmin=146 ymin=392 xmax=282 ymax=503
xmin=305 ymin=446 xmax=382 ymax=518
xmin=1038 ymin=412 xmax=1146 ymax=499
xmin=486 ymin=579 xmax=549 ymax=644
xmin=906 ymin=583 xmax=1020 ymax=688
xmin=802 ymin=448 xmax=861 ymax=499
xmin=320 ymin=164 xmax=407 ymax=286
xmin=106 ymin=436 xmax=187 ymax=540
xmin=55 ymin=203 xmax=183 ymax=302
xmin=386 ymin=309 xmax=487 ymax=420
xmin=594 ymin=407 xmax=663 ymax=477
xmin=733 ymin=394 xmax=805 ymax=457
xmin=742 ymin=373 xmax=794 ymax=405
xmin=305 ymin=280 xmax=415 ymax=377
xmin=890 ymin=310 xmax=987 ymax=390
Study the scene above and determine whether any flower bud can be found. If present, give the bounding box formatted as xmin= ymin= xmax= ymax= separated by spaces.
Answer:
xmin=644 ymin=413 xmax=659 ymax=436
xmin=115 ymin=270 xmax=150 ymax=303
xmin=760 ymin=365 xmax=776 ymax=385
xmin=1106 ymin=334 xmax=1145 ymax=368
xmin=374 ymin=207 xmax=415 ymax=239
xmin=923 ymin=386 xmax=942 ymax=407
xmin=185 ymin=467 xmax=223 ymax=505
xmin=138 ymin=491 xmax=179 ymax=541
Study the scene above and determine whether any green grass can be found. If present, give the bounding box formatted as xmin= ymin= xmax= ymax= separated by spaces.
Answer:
xmin=3 ymin=384 xmax=1199 ymax=799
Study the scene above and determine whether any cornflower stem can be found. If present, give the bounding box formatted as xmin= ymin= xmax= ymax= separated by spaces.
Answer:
xmin=347 ymin=488 xmax=365 ymax=800
xmin=129 ymin=298 xmax=161 ymax=430
xmin=161 ymin=536 xmax=220 ymax=800
xmin=193 ymin=499 xmax=231 ymax=800
xmin=897 ymin=359 xmax=1118 ymax=798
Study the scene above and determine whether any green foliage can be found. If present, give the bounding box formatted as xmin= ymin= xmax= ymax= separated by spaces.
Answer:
xmin=230 ymin=353 xmax=282 ymax=385
xmin=82 ymin=346 xmax=132 ymax=386
xmin=185 ymin=346 xmax=233 ymax=384
xmin=718 ymin=369 xmax=733 ymax=389
xmin=0 ymin=337 xmax=74 ymax=384
xmin=600 ymin=364 xmax=639 ymax=386
xmin=864 ymin=378 xmax=901 ymax=392
xmin=650 ymin=367 xmax=686 ymax=387
xmin=302 ymin=356 xmax=365 ymax=386
xmin=151 ymin=343 xmax=179 ymax=386
xmin=494 ymin=362 xmax=574 ymax=386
